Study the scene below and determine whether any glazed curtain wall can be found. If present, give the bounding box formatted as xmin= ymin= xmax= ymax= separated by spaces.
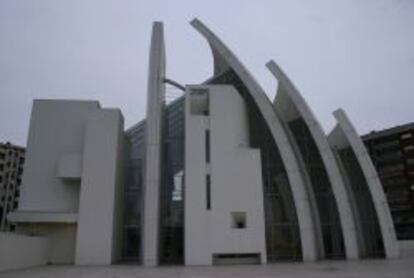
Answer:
xmin=123 ymin=122 xmax=145 ymax=262
xmin=159 ymin=98 xmax=185 ymax=264
xmin=122 ymin=98 xmax=185 ymax=264
xmin=338 ymin=147 xmax=385 ymax=258
xmin=289 ymin=118 xmax=346 ymax=259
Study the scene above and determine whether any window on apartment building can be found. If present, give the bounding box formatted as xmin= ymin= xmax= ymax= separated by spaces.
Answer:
xmin=205 ymin=130 xmax=210 ymax=163
xmin=0 ymin=164 xmax=3 ymax=171
xmin=206 ymin=174 xmax=211 ymax=210
xmin=401 ymin=133 xmax=413 ymax=140
xmin=231 ymin=212 xmax=247 ymax=229
xmin=0 ymin=153 xmax=4 ymax=160
xmin=404 ymin=145 xmax=414 ymax=152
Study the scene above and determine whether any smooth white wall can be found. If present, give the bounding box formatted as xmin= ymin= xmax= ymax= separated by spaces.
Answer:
xmin=75 ymin=109 xmax=124 ymax=265
xmin=7 ymin=100 xmax=125 ymax=267
xmin=0 ymin=232 xmax=48 ymax=272
xmin=185 ymin=85 xmax=266 ymax=265
xmin=19 ymin=100 xmax=99 ymax=212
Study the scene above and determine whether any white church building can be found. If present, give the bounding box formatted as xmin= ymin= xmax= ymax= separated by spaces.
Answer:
xmin=0 ymin=19 xmax=398 ymax=271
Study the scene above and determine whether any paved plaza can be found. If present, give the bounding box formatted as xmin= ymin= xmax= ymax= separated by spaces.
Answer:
xmin=2 ymin=251 xmax=414 ymax=278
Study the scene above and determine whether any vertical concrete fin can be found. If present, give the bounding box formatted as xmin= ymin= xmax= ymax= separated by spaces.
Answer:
xmin=190 ymin=18 xmax=318 ymax=261
xmin=331 ymin=109 xmax=399 ymax=259
xmin=142 ymin=21 xmax=166 ymax=266
xmin=267 ymin=60 xmax=360 ymax=260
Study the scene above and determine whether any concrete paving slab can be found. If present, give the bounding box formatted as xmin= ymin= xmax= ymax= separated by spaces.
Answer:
xmin=2 ymin=255 xmax=414 ymax=278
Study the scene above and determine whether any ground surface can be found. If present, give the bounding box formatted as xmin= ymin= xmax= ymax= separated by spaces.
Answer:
xmin=2 ymin=256 xmax=414 ymax=278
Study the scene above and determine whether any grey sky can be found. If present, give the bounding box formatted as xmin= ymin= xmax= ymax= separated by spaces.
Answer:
xmin=0 ymin=0 xmax=413 ymax=146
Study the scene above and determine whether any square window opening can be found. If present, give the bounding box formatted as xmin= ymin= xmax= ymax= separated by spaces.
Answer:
xmin=231 ymin=212 xmax=247 ymax=229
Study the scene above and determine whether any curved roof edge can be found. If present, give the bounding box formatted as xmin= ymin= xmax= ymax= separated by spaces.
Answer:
xmin=331 ymin=109 xmax=399 ymax=259
xmin=190 ymin=18 xmax=318 ymax=261
xmin=266 ymin=60 xmax=360 ymax=260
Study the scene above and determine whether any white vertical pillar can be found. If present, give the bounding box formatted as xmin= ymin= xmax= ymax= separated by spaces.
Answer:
xmin=142 ymin=22 xmax=166 ymax=266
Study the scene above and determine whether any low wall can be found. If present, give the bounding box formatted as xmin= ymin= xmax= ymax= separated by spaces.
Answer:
xmin=0 ymin=232 xmax=48 ymax=272
xmin=399 ymin=240 xmax=414 ymax=258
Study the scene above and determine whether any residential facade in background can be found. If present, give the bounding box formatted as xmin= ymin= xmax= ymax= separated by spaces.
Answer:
xmin=363 ymin=123 xmax=414 ymax=240
xmin=1 ymin=19 xmax=399 ymax=271
xmin=0 ymin=142 xmax=25 ymax=232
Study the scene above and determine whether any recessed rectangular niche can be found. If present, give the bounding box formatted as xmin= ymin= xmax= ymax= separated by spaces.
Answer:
xmin=190 ymin=88 xmax=209 ymax=115
xmin=231 ymin=212 xmax=247 ymax=229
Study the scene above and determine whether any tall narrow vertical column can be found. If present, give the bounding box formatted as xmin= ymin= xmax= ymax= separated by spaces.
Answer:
xmin=142 ymin=22 xmax=166 ymax=266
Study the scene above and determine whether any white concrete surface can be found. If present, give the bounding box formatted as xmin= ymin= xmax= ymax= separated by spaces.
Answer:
xmin=18 ymin=100 xmax=99 ymax=213
xmin=267 ymin=60 xmax=360 ymax=260
xmin=329 ymin=109 xmax=399 ymax=259
xmin=2 ymin=252 xmax=414 ymax=278
xmin=6 ymin=99 xmax=126 ymax=267
xmin=191 ymin=18 xmax=318 ymax=262
xmin=8 ymin=212 xmax=77 ymax=223
xmin=142 ymin=21 xmax=166 ymax=266
xmin=57 ymin=153 xmax=82 ymax=179
xmin=0 ymin=232 xmax=48 ymax=272
xmin=75 ymin=109 xmax=124 ymax=265
xmin=185 ymin=85 xmax=266 ymax=265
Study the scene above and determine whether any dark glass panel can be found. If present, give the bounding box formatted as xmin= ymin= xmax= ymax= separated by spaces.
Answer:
xmin=159 ymin=98 xmax=185 ymax=265
xmin=338 ymin=147 xmax=385 ymax=258
xmin=289 ymin=118 xmax=345 ymax=259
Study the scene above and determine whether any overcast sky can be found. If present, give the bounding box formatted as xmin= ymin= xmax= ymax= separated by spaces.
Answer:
xmin=0 ymin=0 xmax=413 ymax=146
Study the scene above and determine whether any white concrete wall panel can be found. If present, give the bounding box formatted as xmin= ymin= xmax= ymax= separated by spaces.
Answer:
xmin=267 ymin=61 xmax=360 ymax=259
xmin=0 ymin=232 xmax=48 ymax=272
xmin=57 ymin=153 xmax=82 ymax=179
xmin=18 ymin=100 xmax=99 ymax=213
xmin=185 ymin=85 xmax=266 ymax=265
xmin=142 ymin=21 xmax=166 ymax=266
xmin=75 ymin=109 xmax=124 ymax=265
xmin=330 ymin=109 xmax=399 ymax=259
xmin=190 ymin=19 xmax=318 ymax=261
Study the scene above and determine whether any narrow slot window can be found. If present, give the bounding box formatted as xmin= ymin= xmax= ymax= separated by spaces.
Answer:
xmin=206 ymin=174 xmax=211 ymax=210
xmin=205 ymin=130 xmax=210 ymax=163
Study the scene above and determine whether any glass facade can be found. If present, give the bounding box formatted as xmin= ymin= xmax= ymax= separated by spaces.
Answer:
xmin=159 ymin=98 xmax=185 ymax=264
xmin=122 ymin=97 xmax=185 ymax=264
xmin=209 ymin=69 xmax=302 ymax=261
xmin=289 ymin=118 xmax=345 ymax=259
xmin=123 ymin=121 xmax=145 ymax=262
xmin=338 ymin=147 xmax=385 ymax=258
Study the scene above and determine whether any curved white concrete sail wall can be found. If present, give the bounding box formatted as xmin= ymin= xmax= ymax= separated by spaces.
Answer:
xmin=142 ymin=22 xmax=166 ymax=266
xmin=329 ymin=109 xmax=399 ymax=259
xmin=266 ymin=60 xmax=360 ymax=259
xmin=190 ymin=18 xmax=318 ymax=261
